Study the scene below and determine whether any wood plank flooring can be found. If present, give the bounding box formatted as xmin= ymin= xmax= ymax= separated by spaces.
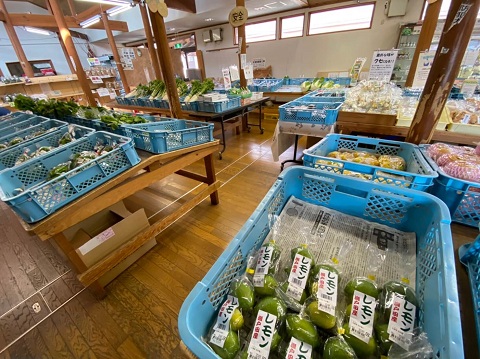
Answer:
xmin=0 ymin=117 xmax=478 ymax=358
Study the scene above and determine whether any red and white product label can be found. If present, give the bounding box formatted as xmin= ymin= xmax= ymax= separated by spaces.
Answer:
xmin=387 ymin=293 xmax=416 ymax=350
xmin=253 ymin=246 xmax=273 ymax=287
xmin=349 ymin=290 xmax=376 ymax=343
xmin=209 ymin=296 xmax=239 ymax=347
xmin=286 ymin=337 xmax=312 ymax=359
xmin=317 ymin=268 xmax=338 ymax=316
xmin=247 ymin=310 xmax=277 ymax=359
xmin=287 ymin=254 xmax=311 ymax=301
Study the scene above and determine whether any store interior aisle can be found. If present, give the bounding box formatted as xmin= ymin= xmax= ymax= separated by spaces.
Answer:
xmin=0 ymin=117 xmax=477 ymax=358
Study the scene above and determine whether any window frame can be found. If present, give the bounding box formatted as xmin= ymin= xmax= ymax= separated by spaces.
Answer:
xmin=279 ymin=13 xmax=305 ymax=40
xmin=233 ymin=18 xmax=278 ymax=45
xmin=306 ymin=2 xmax=376 ymax=37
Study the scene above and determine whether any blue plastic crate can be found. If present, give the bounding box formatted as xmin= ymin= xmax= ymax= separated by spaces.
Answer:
xmin=459 ymin=230 xmax=480 ymax=350
xmin=63 ymin=116 xmax=97 ymax=129
xmin=180 ymin=101 xmax=199 ymax=112
xmin=179 ymin=166 xmax=462 ymax=359
xmin=303 ymin=134 xmax=437 ymax=191
xmin=116 ymin=96 xmax=127 ymax=105
xmin=0 ymin=118 xmax=68 ymax=148
xmin=284 ymin=77 xmax=315 ymax=86
xmin=299 ymin=90 xmax=346 ymax=103
xmin=0 ymin=112 xmax=34 ymax=127
xmin=0 ymin=124 xmax=94 ymax=171
xmin=279 ymin=101 xmax=342 ymax=124
xmin=0 ymin=116 xmax=50 ymax=139
xmin=248 ymin=79 xmax=283 ymax=92
xmin=197 ymin=97 xmax=241 ymax=113
xmin=0 ymin=131 xmax=140 ymax=223
xmin=122 ymin=119 xmax=214 ymax=154
xmin=420 ymin=145 xmax=479 ymax=227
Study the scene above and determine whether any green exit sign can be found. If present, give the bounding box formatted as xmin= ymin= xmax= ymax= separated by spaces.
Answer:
xmin=174 ymin=43 xmax=182 ymax=49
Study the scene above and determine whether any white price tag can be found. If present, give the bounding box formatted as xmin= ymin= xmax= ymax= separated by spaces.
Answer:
xmin=89 ymin=76 xmax=103 ymax=84
xmin=240 ymin=53 xmax=247 ymax=69
xmin=247 ymin=310 xmax=277 ymax=359
xmin=210 ymin=330 xmax=228 ymax=347
xmin=462 ymin=114 xmax=471 ymax=124
xmin=288 ymin=254 xmax=311 ymax=290
xmin=348 ymin=290 xmax=376 ymax=343
xmin=229 ymin=65 xmax=240 ymax=81
xmin=222 ymin=68 xmax=231 ymax=91
xmin=286 ymin=337 xmax=312 ymax=359
xmin=96 ymin=88 xmax=110 ymax=97
xmin=316 ymin=268 xmax=338 ymax=316
xmin=213 ymin=296 xmax=239 ymax=333
xmin=286 ymin=283 xmax=304 ymax=301
xmin=387 ymin=293 xmax=416 ymax=350
xmin=255 ymin=246 xmax=273 ymax=275
xmin=244 ymin=64 xmax=254 ymax=80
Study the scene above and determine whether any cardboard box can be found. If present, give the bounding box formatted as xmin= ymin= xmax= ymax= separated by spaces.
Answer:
xmin=63 ymin=201 xmax=155 ymax=286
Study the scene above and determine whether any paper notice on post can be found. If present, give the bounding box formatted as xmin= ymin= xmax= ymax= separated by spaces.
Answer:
xmin=265 ymin=196 xmax=416 ymax=289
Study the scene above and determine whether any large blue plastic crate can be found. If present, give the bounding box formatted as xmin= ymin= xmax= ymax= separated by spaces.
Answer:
xmin=0 ymin=118 xmax=68 ymax=148
xmin=63 ymin=116 xmax=97 ymax=129
xmin=303 ymin=134 xmax=437 ymax=191
xmin=0 ymin=116 xmax=50 ymax=139
xmin=197 ymin=97 xmax=241 ymax=113
xmin=0 ymin=112 xmax=34 ymax=127
xmin=298 ymin=90 xmax=346 ymax=103
xmin=248 ymin=79 xmax=283 ymax=92
xmin=153 ymin=99 xmax=169 ymax=109
xmin=0 ymin=124 xmax=94 ymax=171
xmin=116 ymin=96 xmax=127 ymax=105
xmin=0 ymin=131 xmax=140 ymax=223
xmin=179 ymin=166 xmax=462 ymax=359
xmin=93 ymin=114 xmax=154 ymax=136
xmin=122 ymin=119 xmax=214 ymax=154
xmin=459 ymin=230 xmax=480 ymax=350
xmin=420 ymin=145 xmax=479 ymax=227
xmin=279 ymin=101 xmax=342 ymax=124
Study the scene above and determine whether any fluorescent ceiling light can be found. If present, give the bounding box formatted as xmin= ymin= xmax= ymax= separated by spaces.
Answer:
xmin=24 ymin=26 xmax=51 ymax=35
xmin=205 ymin=18 xmax=214 ymax=22
xmin=79 ymin=0 xmax=131 ymax=5
xmin=80 ymin=15 xmax=101 ymax=28
xmin=106 ymin=4 xmax=133 ymax=16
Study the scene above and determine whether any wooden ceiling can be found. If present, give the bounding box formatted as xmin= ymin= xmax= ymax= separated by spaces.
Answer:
xmin=25 ymin=0 xmax=91 ymax=16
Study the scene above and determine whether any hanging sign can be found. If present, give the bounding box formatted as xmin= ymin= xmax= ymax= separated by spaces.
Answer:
xmin=240 ymin=54 xmax=247 ymax=70
xmin=412 ymin=51 xmax=436 ymax=88
xmin=244 ymin=64 xmax=254 ymax=80
xmin=229 ymin=6 xmax=248 ymax=27
xmin=229 ymin=65 xmax=240 ymax=81
xmin=252 ymin=58 xmax=266 ymax=69
xmin=222 ymin=68 xmax=232 ymax=90
xmin=349 ymin=57 xmax=367 ymax=86
xmin=368 ymin=50 xmax=398 ymax=81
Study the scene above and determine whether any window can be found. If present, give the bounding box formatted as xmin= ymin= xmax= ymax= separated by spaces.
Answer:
xmin=281 ymin=15 xmax=304 ymax=39
xmin=308 ymin=4 xmax=375 ymax=35
xmin=235 ymin=20 xmax=277 ymax=44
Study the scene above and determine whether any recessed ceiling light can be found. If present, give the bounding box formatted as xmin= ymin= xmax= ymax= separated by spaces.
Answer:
xmin=204 ymin=18 xmax=214 ymax=22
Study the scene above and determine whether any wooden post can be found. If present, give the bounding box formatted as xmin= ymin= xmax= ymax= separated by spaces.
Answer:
xmin=236 ymin=0 xmax=247 ymax=88
xmin=139 ymin=2 xmax=162 ymax=80
xmin=47 ymin=0 xmax=96 ymax=106
xmin=149 ymin=9 xmax=183 ymax=119
xmin=57 ymin=32 xmax=76 ymax=74
xmin=0 ymin=0 xmax=34 ymax=78
xmin=406 ymin=0 xmax=480 ymax=144
xmin=196 ymin=50 xmax=206 ymax=80
xmin=101 ymin=12 xmax=130 ymax=94
xmin=405 ymin=0 xmax=443 ymax=87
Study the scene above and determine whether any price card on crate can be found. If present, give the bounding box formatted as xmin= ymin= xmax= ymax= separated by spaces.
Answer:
xmin=368 ymin=50 xmax=398 ymax=80
xmin=316 ymin=268 xmax=338 ymax=316
xmin=222 ymin=68 xmax=232 ymax=91
xmin=348 ymin=290 xmax=376 ymax=343
xmin=387 ymin=293 xmax=416 ymax=350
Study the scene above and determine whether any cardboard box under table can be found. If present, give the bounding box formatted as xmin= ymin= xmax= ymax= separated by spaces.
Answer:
xmin=62 ymin=201 xmax=155 ymax=287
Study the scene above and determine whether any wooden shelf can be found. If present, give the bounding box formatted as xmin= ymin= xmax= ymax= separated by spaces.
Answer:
xmin=47 ymin=92 xmax=84 ymax=99
xmin=0 ymin=82 xmax=24 ymax=87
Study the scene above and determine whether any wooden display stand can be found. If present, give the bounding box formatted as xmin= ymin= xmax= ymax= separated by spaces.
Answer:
xmin=17 ymin=141 xmax=221 ymax=297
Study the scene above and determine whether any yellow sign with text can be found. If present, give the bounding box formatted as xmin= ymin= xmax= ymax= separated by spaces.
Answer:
xmin=229 ymin=6 xmax=248 ymax=27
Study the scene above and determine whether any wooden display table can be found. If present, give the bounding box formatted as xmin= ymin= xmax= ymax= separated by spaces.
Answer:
xmin=17 ymin=141 xmax=221 ymax=297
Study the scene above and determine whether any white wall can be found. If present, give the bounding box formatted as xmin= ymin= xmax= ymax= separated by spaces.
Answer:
xmin=196 ymin=0 xmax=425 ymax=78
xmin=0 ymin=1 xmax=90 ymax=76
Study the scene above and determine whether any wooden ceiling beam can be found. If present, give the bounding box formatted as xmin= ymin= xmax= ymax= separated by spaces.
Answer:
xmin=8 ymin=13 xmax=129 ymax=32
xmin=76 ymin=4 xmax=114 ymax=22
xmin=0 ymin=10 xmax=5 ymax=22
xmin=165 ymin=0 xmax=196 ymax=13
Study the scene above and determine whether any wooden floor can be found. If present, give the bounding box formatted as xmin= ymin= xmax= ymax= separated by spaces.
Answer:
xmin=0 ymin=117 xmax=478 ymax=358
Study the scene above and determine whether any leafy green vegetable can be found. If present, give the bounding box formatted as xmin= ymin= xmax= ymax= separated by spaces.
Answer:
xmin=14 ymin=95 xmax=36 ymax=111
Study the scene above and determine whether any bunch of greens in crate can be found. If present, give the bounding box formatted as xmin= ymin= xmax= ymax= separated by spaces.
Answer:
xmin=99 ymin=112 xmax=148 ymax=130
xmin=76 ymin=105 xmax=109 ymax=120
xmin=0 ymin=126 xmax=59 ymax=152
xmin=184 ymin=78 xmax=214 ymax=102
xmin=13 ymin=95 xmax=79 ymax=119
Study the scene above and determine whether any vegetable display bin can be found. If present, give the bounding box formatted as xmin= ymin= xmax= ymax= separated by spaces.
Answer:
xmin=0 ymin=112 xmax=34 ymax=127
xmin=63 ymin=116 xmax=97 ymax=129
xmin=0 ymin=118 xmax=68 ymax=147
xmin=179 ymin=166 xmax=462 ymax=359
xmin=115 ymin=96 xmax=127 ymax=105
xmin=420 ymin=145 xmax=479 ymax=227
xmin=122 ymin=119 xmax=214 ymax=154
xmin=0 ymin=116 xmax=53 ymax=139
xmin=279 ymin=101 xmax=342 ymax=125
xmin=0 ymin=124 xmax=94 ymax=170
xmin=299 ymin=90 xmax=346 ymax=103
xmin=459 ymin=230 xmax=480 ymax=350
xmin=303 ymin=134 xmax=437 ymax=191
xmin=197 ymin=97 xmax=241 ymax=113
xmin=0 ymin=131 xmax=140 ymax=223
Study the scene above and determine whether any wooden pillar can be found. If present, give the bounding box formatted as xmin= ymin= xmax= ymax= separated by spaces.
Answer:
xmin=196 ymin=50 xmax=206 ymax=80
xmin=101 ymin=12 xmax=130 ymax=94
xmin=406 ymin=0 xmax=480 ymax=144
xmin=149 ymin=9 xmax=183 ymax=119
xmin=139 ymin=2 xmax=162 ymax=80
xmin=57 ymin=32 xmax=76 ymax=74
xmin=48 ymin=0 xmax=96 ymax=106
xmin=405 ymin=0 xmax=443 ymax=87
xmin=0 ymin=0 xmax=34 ymax=78
xmin=236 ymin=0 xmax=247 ymax=88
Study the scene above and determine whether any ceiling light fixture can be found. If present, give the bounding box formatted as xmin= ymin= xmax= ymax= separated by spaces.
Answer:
xmin=24 ymin=26 xmax=51 ymax=35
xmin=106 ymin=4 xmax=134 ymax=16
xmin=80 ymin=15 xmax=101 ymax=28
xmin=79 ymin=0 xmax=131 ymax=6
xmin=204 ymin=18 xmax=214 ymax=22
